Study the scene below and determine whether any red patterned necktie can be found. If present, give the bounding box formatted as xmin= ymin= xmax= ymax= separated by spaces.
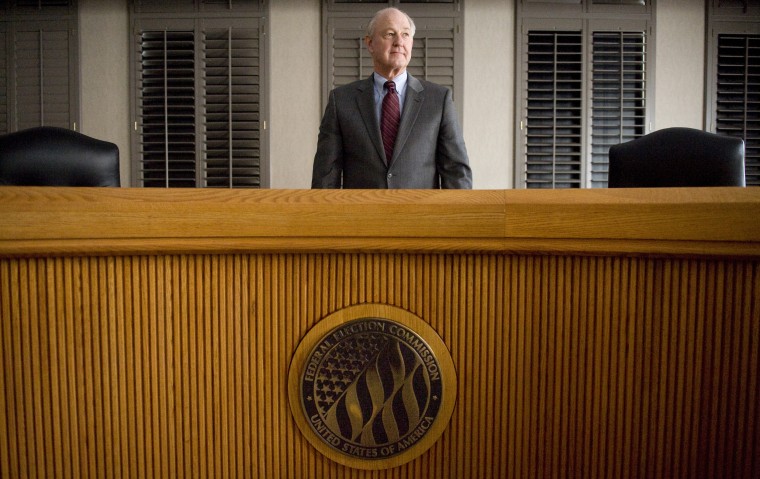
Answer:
xmin=381 ymin=81 xmax=400 ymax=164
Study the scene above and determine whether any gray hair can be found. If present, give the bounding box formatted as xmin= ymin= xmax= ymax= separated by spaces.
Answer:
xmin=366 ymin=8 xmax=416 ymax=38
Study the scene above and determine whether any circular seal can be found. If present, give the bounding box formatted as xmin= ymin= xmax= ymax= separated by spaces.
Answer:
xmin=288 ymin=304 xmax=456 ymax=470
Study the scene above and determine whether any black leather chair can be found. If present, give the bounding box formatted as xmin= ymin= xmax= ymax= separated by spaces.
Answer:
xmin=608 ymin=127 xmax=746 ymax=188
xmin=0 ymin=126 xmax=120 ymax=186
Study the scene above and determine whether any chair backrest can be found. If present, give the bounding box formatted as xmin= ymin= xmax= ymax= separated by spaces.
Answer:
xmin=0 ymin=126 xmax=120 ymax=186
xmin=608 ymin=127 xmax=746 ymax=188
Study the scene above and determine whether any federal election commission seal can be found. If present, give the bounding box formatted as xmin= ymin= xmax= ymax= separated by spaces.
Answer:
xmin=288 ymin=304 xmax=457 ymax=470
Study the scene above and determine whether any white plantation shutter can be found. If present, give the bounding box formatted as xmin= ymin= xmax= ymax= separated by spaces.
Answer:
xmin=9 ymin=0 xmax=72 ymax=12
xmin=134 ymin=0 xmax=261 ymax=13
xmin=522 ymin=30 xmax=584 ymax=189
xmin=711 ymin=0 xmax=760 ymax=15
xmin=132 ymin=0 xmax=195 ymax=13
xmin=131 ymin=1 xmax=266 ymax=188
xmin=200 ymin=0 xmax=261 ymax=11
xmin=406 ymin=18 xmax=457 ymax=92
xmin=517 ymin=2 xmax=653 ymax=189
xmin=714 ymin=33 xmax=760 ymax=185
xmin=202 ymin=21 xmax=261 ymax=187
xmin=590 ymin=28 xmax=647 ymax=187
xmin=136 ymin=28 xmax=197 ymax=187
xmin=1 ymin=1 xmax=78 ymax=134
xmin=15 ymin=25 xmax=74 ymax=130
xmin=522 ymin=0 xmax=649 ymax=14
xmin=326 ymin=18 xmax=374 ymax=94
xmin=0 ymin=25 xmax=7 ymax=133
xmin=520 ymin=28 xmax=649 ymax=189
xmin=707 ymin=3 xmax=760 ymax=186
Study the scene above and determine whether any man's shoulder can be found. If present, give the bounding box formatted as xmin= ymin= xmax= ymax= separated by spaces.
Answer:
xmin=409 ymin=76 xmax=453 ymax=100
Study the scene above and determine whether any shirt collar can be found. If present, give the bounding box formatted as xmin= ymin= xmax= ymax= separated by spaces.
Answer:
xmin=373 ymin=71 xmax=408 ymax=94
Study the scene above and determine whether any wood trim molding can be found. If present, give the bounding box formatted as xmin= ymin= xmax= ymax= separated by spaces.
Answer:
xmin=1 ymin=187 xmax=759 ymax=257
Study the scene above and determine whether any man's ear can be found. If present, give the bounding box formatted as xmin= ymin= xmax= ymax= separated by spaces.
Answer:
xmin=364 ymin=35 xmax=373 ymax=53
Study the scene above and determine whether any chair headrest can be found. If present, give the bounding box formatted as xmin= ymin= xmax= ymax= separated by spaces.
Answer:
xmin=0 ymin=126 xmax=120 ymax=186
xmin=608 ymin=127 xmax=745 ymax=188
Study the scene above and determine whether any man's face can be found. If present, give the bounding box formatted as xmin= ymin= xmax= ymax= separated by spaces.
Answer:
xmin=365 ymin=10 xmax=414 ymax=79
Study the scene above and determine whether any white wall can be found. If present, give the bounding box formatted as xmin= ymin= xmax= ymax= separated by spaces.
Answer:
xmin=78 ymin=0 xmax=131 ymax=184
xmin=269 ymin=0 xmax=321 ymax=188
xmin=77 ymin=0 xmax=707 ymax=189
xmin=654 ymin=0 xmax=706 ymax=130
xmin=464 ymin=0 xmax=514 ymax=189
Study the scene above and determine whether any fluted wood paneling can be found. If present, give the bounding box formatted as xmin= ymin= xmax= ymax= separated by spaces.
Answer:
xmin=1 ymin=253 xmax=758 ymax=478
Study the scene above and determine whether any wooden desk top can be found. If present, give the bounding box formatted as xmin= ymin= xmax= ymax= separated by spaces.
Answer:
xmin=1 ymin=187 xmax=758 ymax=257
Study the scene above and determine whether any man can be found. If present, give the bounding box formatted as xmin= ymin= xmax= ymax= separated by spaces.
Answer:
xmin=311 ymin=7 xmax=472 ymax=189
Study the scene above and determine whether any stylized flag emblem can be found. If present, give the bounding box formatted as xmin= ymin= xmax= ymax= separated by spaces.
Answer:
xmin=300 ymin=318 xmax=443 ymax=459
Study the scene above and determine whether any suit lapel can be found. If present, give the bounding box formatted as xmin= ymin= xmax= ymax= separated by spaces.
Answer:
xmin=355 ymin=77 xmax=386 ymax=163
xmin=391 ymin=74 xmax=424 ymax=166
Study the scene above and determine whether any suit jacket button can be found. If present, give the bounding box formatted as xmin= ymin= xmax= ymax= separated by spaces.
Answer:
xmin=387 ymin=173 xmax=392 ymax=178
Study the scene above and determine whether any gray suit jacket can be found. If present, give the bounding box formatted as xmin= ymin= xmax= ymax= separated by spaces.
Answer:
xmin=311 ymin=74 xmax=472 ymax=189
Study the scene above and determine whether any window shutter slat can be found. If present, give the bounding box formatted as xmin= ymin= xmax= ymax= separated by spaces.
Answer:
xmin=713 ymin=0 xmax=760 ymax=16
xmin=138 ymin=30 xmax=197 ymax=187
xmin=590 ymin=30 xmax=647 ymax=188
xmin=201 ymin=0 xmax=261 ymax=11
xmin=202 ymin=26 xmax=261 ymax=188
xmin=329 ymin=20 xmax=374 ymax=90
xmin=133 ymin=0 xmax=195 ymax=13
xmin=407 ymin=32 xmax=456 ymax=90
xmin=0 ymin=27 xmax=7 ymax=134
xmin=14 ymin=26 xmax=72 ymax=130
xmin=133 ymin=7 xmax=265 ymax=189
xmin=716 ymin=33 xmax=760 ymax=186
xmin=14 ymin=0 xmax=71 ymax=6
xmin=524 ymin=30 xmax=583 ymax=189
xmin=134 ymin=0 xmax=261 ymax=13
xmin=11 ymin=0 xmax=73 ymax=14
